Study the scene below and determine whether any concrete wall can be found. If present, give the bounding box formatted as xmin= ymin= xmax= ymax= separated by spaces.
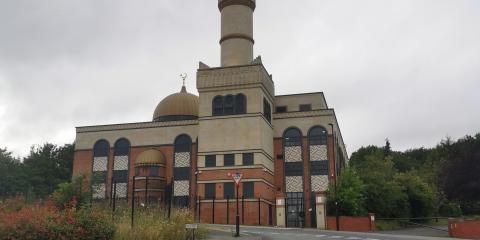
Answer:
xmin=275 ymin=93 xmax=328 ymax=112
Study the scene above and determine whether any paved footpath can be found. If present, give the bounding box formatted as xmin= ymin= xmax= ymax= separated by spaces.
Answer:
xmin=206 ymin=224 xmax=457 ymax=240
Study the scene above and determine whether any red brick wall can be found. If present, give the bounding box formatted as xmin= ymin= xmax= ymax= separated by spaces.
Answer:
xmin=327 ymin=216 xmax=375 ymax=232
xmin=449 ymin=218 xmax=480 ymax=239
xmin=73 ymin=150 xmax=93 ymax=178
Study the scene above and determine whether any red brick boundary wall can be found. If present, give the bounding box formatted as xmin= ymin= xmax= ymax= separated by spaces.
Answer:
xmin=449 ymin=218 xmax=480 ymax=239
xmin=327 ymin=214 xmax=375 ymax=232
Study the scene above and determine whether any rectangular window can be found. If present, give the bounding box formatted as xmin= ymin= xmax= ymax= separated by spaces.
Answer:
xmin=205 ymin=155 xmax=216 ymax=167
xmin=242 ymin=153 xmax=254 ymax=166
xmin=224 ymin=154 xmax=235 ymax=166
xmin=243 ymin=182 xmax=254 ymax=198
xmin=263 ymin=98 xmax=272 ymax=123
xmin=276 ymin=106 xmax=287 ymax=113
xmin=205 ymin=183 xmax=216 ymax=199
xmin=299 ymin=104 xmax=312 ymax=112
xmin=223 ymin=182 xmax=235 ymax=199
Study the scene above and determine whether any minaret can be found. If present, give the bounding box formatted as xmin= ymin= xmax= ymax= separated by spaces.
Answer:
xmin=219 ymin=0 xmax=256 ymax=67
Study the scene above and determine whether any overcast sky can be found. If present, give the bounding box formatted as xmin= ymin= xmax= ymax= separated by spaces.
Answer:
xmin=0 ymin=0 xmax=479 ymax=157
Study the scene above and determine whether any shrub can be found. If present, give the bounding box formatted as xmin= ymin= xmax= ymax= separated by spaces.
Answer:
xmin=327 ymin=168 xmax=367 ymax=216
xmin=0 ymin=198 xmax=115 ymax=240
xmin=51 ymin=174 xmax=91 ymax=209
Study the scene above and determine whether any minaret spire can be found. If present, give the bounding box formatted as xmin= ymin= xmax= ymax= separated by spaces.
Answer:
xmin=218 ymin=0 xmax=256 ymax=67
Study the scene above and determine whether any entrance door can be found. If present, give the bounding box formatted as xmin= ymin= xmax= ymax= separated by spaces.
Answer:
xmin=286 ymin=192 xmax=305 ymax=228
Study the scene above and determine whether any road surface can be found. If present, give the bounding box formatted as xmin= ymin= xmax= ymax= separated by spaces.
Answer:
xmin=207 ymin=225 xmax=455 ymax=240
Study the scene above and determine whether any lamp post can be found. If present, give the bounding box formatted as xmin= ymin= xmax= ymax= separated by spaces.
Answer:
xmin=329 ymin=123 xmax=340 ymax=231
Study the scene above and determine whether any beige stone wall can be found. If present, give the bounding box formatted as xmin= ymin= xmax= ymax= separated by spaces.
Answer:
xmin=75 ymin=122 xmax=198 ymax=150
xmin=275 ymin=93 xmax=328 ymax=112
xmin=197 ymin=151 xmax=273 ymax=171
xmin=220 ymin=4 xmax=253 ymax=67
xmin=198 ymin=87 xmax=265 ymax=117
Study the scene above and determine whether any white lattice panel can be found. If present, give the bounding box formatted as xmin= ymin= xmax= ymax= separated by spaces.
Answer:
xmin=113 ymin=183 xmax=128 ymax=198
xmin=92 ymin=184 xmax=106 ymax=199
xmin=310 ymin=145 xmax=328 ymax=161
xmin=175 ymin=152 xmax=190 ymax=167
xmin=285 ymin=176 xmax=303 ymax=192
xmin=285 ymin=146 xmax=302 ymax=162
xmin=311 ymin=175 xmax=329 ymax=192
xmin=114 ymin=155 xmax=129 ymax=170
xmin=173 ymin=180 xmax=190 ymax=197
xmin=93 ymin=157 xmax=108 ymax=172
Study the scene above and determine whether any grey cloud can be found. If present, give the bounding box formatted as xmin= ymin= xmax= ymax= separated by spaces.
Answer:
xmin=0 ymin=0 xmax=479 ymax=157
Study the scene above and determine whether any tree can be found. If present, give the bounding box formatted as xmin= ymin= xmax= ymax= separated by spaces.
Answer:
xmin=394 ymin=172 xmax=437 ymax=218
xmin=0 ymin=148 xmax=28 ymax=198
xmin=22 ymin=143 xmax=74 ymax=198
xmin=327 ymin=168 xmax=367 ymax=216
xmin=384 ymin=138 xmax=392 ymax=157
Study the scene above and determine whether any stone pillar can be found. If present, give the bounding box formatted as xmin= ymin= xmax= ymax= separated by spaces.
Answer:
xmin=276 ymin=197 xmax=286 ymax=227
xmin=218 ymin=0 xmax=256 ymax=67
xmin=315 ymin=192 xmax=327 ymax=229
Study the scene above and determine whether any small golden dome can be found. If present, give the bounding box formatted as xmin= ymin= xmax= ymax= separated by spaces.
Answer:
xmin=135 ymin=149 xmax=165 ymax=166
xmin=153 ymin=86 xmax=199 ymax=122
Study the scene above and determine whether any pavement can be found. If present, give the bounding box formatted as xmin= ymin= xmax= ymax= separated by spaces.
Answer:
xmin=205 ymin=224 xmax=457 ymax=240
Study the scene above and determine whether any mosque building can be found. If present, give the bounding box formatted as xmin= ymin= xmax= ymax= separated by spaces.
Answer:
xmin=72 ymin=0 xmax=348 ymax=228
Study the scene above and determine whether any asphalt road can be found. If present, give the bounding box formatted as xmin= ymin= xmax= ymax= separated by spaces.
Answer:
xmin=207 ymin=225 xmax=455 ymax=240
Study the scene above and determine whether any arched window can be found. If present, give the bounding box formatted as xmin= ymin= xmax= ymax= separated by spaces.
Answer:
xmin=212 ymin=96 xmax=224 ymax=116
xmin=113 ymin=138 xmax=130 ymax=199
xmin=235 ymin=94 xmax=246 ymax=114
xmin=282 ymin=128 xmax=305 ymax=228
xmin=224 ymin=95 xmax=235 ymax=115
xmin=173 ymin=135 xmax=192 ymax=207
xmin=308 ymin=126 xmax=329 ymax=193
xmin=92 ymin=140 xmax=110 ymax=199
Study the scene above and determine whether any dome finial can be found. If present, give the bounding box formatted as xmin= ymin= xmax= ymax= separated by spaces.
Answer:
xmin=180 ymin=73 xmax=187 ymax=93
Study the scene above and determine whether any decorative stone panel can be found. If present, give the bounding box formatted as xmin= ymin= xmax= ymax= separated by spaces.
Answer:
xmin=113 ymin=155 xmax=129 ymax=170
xmin=285 ymin=146 xmax=302 ymax=162
xmin=173 ymin=180 xmax=190 ymax=197
xmin=92 ymin=184 xmax=106 ymax=199
xmin=175 ymin=152 xmax=191 ymax=167
xmin=311 ymin=175 xmax=329 ymax=192
xmin=285 ymin=176 xmax=303 ymax=193
xmin=113 ymin=183 xmax=128 ymax=198
xmin=310 ymin=145 xmax=327 ymax=161
xmin=93 ymin=157 xmax=108 ymax=172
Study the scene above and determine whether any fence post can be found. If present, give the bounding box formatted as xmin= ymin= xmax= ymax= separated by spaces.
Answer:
xmin=242 ymin=196 xmax=245 ymax=224
xmin=131 ymin=176 xmax=136 ymax=228
xmin=112 ymin=181 xmax=117 ymax=220
xmin=227 ymin=196 xmax=230 ymax=224
xmin=198 ymin=196 xmax=201 ymax=223
xmin=212 ymin=198 xmax=215 ymax=224
xmin=258 ymin=198 xmax=261 ymax=225
xmin=145 ymin=176 xmax=149 ymax=205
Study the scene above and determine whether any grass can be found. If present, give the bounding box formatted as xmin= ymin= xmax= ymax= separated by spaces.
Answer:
xmin=111 ymin=205 xmax=208 ymax=240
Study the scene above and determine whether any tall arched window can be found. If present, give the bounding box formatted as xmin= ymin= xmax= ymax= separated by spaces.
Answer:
xmin=283 ymin=128 xmax=304 ymax=227
xmin=92 ymin=140 xmax=110 ymax=200
xmin=212 ymin=96 xmax=224 ymax=116
xmin=173 ymin=135 xmax=192 ymax=207
xmin=235 ymin=94 xmax=246 ymax=114
xmin=113 ymin=138 xmax=130 ymax=200
xmin=308 ymin=126 xmax=329 ymax=193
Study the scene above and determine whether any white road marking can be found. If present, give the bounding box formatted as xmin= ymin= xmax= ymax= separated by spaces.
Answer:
xmin=315 ymin=234 xmax=326 ymax=238
xmin=328 ymin=236 xmax=344 ymax=239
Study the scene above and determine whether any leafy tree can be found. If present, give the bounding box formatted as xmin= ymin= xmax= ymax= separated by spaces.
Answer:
xmin=384 ymin=138 xmax=392 ymax=157
xmin=394 ymin=172 xmax=437 ymax=218
xmin=22 ymin=143 xmax=74 ymax=198
xmin=0 ymin=148 xmax=28 ymax=198
xmin=327 ymin=168 xmax=367 ymax=216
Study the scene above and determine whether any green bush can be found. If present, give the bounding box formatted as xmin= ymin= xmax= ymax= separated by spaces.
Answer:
xmin=439 ymin=201 xmax=462 ymax=217
xmin=327 ymin=167 xmax=367 ymax=216
xmin=51 ymin=174 xmax=91 ymax=209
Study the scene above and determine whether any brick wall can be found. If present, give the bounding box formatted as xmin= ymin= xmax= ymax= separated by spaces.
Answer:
xmin=449 ymin=218 xmax=480 ymax=239
xmin=326 ymin=215 xmax=375 ymax=232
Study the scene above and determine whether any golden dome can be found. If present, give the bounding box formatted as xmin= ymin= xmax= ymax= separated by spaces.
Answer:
xmin=135 ymin=149 xmax=165 ymax=166
xmin=153 ymin=86 xmax=199 ymax=122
